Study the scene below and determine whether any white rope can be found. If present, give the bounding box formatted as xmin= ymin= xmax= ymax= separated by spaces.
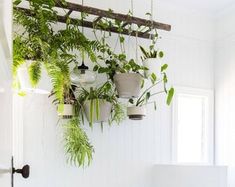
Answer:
xmin=149 ymin=0 xmax=154 ymax=41
xmin=82 ymin=0 xmax=84 ymax=34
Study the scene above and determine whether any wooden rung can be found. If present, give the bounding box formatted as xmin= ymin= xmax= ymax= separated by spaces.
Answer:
xmin=93 ymin=16 xmax=103 ymax=24
xmin=54 ymin=0 xmax=171 ymax=31
xmin=17 ymin=7 xmax=154 ymax=39
xmin=66 ymin=10 xmax=73 ymax=16
xmin=122 ymin=22 xmax=130 ymax=28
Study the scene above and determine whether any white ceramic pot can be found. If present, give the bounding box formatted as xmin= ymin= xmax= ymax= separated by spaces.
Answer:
xmin=17 ymin=60 xmax=52 ymax=94
xmin=57 ymin=104 xmax=74 ymax=119
xmin=84 ymin=99 xmax=112 ymax=123
xmin=143 ymin=58 xmax=162 ymax=78
xmin=127 ymin=106 xmax=146 ymax=120
xmin=113 ymin=73 xmax=142 ymax=98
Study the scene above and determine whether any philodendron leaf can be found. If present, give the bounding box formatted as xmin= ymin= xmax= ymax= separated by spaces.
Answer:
xmin=93 ymin=65 xmax=99 ymax=71
xmin=119 ymin=36 xmax=125 ymax=43
xmin=158 ymin=51 xmax=164 ymax=58
xmin=167 ymin=87 xmax=174 ymax=105
xmin=151 ymin=73 xmax=157 ymax=84
xmin=129 ymin=98 xmax=134 ymax=104
xmin=146 ymin=92 xmax=151 ymax=101
xmin=141 ymin=79 xmax=145 ymax=88
xmin=161 ymin=64 xmax=168 ymax=72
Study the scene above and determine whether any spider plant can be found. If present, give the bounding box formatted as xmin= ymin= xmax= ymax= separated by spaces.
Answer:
xmin=76 ymin=82 xmax=125 ymax=128
xmin=140 ymin=45 xmax=164 ymax=61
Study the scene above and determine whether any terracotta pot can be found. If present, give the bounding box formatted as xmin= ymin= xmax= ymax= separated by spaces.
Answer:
xmin=17 ymin=60 xmax=52 ymax=94
xmin=84 ymin=99 xmax=112 ymax=123
xmin=57 ymin=104 xmax=74 ymax=119
xmin=113 ymin=73 xmax=142 ymax=98
xmin=143 ymin=58 xmax=162 ymax=78
xmin=127 ymin=106 xmax=146 ymax=120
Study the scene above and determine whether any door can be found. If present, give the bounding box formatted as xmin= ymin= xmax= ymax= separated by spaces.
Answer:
xmin=0 ymin=0 xmax=13 ymax=186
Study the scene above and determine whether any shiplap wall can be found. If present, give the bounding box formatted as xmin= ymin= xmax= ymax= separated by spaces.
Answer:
xmin=215 ymin=3 xmax=235 ymax=187
xmin=15 ymin=1 xmax=215 ymax=187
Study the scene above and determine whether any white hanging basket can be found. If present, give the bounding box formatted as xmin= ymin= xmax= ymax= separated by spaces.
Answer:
xmin=17 ymin=60 xmax=52 ymax=94
xmin=127 ymin=106 xmax=146 ymax=120
xmin=57 ymin=104 xmax=75 ymax=119
xmin=113 ymin=73 xmax=142 ymax=98
xmin=84 ymin=99 xmax=112 ymax=123
xmin=143 ymin=58 xmax=162 ymax=78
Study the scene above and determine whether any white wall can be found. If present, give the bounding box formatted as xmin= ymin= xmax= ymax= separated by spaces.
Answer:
xmin=0 ymin=1 xmax=12 ymax=187
xmin=153 ymin=165 xmax=227 ymax=187
xmin=214 ymin=4 xmax=235 ymax=187
xmin=15 ymin=1 xmax=215 ymax=187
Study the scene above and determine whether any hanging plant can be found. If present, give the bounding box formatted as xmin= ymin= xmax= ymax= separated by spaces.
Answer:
xmin=76 ymin=82 xmax=125 ymax=129
xmin=63 ymin=117 xmax=94 ymax=167
xmin=13 ymin=0 xmax=98 ymax=96
xmin=13 ymin=0 xmax=175 ymax=168
xmin=128 ymin=70 xmax=174 ymax=120
xmin=92 ymin=19 xmax=148 ymax=98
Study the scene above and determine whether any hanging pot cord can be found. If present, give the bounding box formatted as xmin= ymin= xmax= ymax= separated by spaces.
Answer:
xmin=149 ymin=0 xmax=154 ymax=42
xmin=81 ymin=0 xmax=85 ymax=66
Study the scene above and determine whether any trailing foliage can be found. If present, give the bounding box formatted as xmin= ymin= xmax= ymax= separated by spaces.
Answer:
xmin=129 ymin=69 xmax=174 ymax=108
xmin=63 ymin=117 xmax=94 ymax=167
xmin=13 ymin=0 xmax=175 ymax=169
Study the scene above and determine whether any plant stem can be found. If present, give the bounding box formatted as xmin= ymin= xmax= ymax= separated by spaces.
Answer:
xmin=136 ymin=79 xmax=163 ymax=105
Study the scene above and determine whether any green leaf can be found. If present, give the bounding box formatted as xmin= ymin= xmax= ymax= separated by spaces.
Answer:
xmin=89 ymin=99 xmax=94 ymax=127
xmin=167 ymin=88 xmax=174 ymax=105
xmin=151 ymin=73 xmax=157 ymax=84
xmin=63 ymin=118 xmax=94 ymax=167
xmin=129 ymin=98 xmax=134 ymax=104
xmin=161 ymin=64 xmax=168 ymax=72
xmin=154 ymin=101 xmax=157 ymax=110
xmin=146 ymin=92 xmax=151 ymax=101
xmin=158 ymin=51 xmax=164 ymax=58
xmin=28 ymin=61 xmax=42 ymax=87
xmin=93 ymin=65 xmax=99 ymax=71
xmin=119 ymin=36 xmax=125 ymax=43
xmin=95 ymin=99 xmax=100 ymax=121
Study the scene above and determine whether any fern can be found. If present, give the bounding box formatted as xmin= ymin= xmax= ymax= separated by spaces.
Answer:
xmin=63 ymin=117 xmax=94 ymax=167
xmin=46 ymin=57 xmax=70 ymax=104
xmin=28 ymin=61 xmax=41 ymax=87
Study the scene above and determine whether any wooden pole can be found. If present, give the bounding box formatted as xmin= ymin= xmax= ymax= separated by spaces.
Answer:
xmin=16 ymin=7 xmax=155 ymax=39
xmin=54 ymin=0 xmax=171 ymax=31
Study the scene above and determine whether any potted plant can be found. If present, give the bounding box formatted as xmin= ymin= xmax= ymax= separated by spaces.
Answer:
xmin=128 ymin=72 xmax=174 ymax=120
xmin=13 ymin=0 xmax=97 ymax=95
xmin=13 ymin=34 xmax=52 ymax=94
xmin=50 ymin=84 xmax=76 ymax=119
xmin=94 ymin=52 xmax=147 ymax=98
xmin=57 ymin=88 xmax=76 ymax=119
xmin=92 ymin=20 xmax=147 ymax=98
xmin=76 ymin=82 xmax=125 ymax=127
xmin=140 ymin=45 xmax=164 ymax=78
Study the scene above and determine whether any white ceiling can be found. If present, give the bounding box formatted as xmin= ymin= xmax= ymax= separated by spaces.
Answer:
xmin=163 ymin=0 xmax=235 ymax=13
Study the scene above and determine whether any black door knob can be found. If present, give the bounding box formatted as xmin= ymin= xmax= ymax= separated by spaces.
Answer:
xmin=13 ymin=165 xmax=30 ymax=178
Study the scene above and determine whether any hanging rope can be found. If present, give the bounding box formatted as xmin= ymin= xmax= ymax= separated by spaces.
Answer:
xmin=149 ymin=0 xmax=154 ymax=41
xmin=81 ymin=0 xmax=85 ymax=61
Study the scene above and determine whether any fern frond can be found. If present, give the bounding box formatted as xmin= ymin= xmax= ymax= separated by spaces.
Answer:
xmin=28 ymin=61 xmax=41 ymax=87
xmin=63 ymin=117 xmax=94 ymax=167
